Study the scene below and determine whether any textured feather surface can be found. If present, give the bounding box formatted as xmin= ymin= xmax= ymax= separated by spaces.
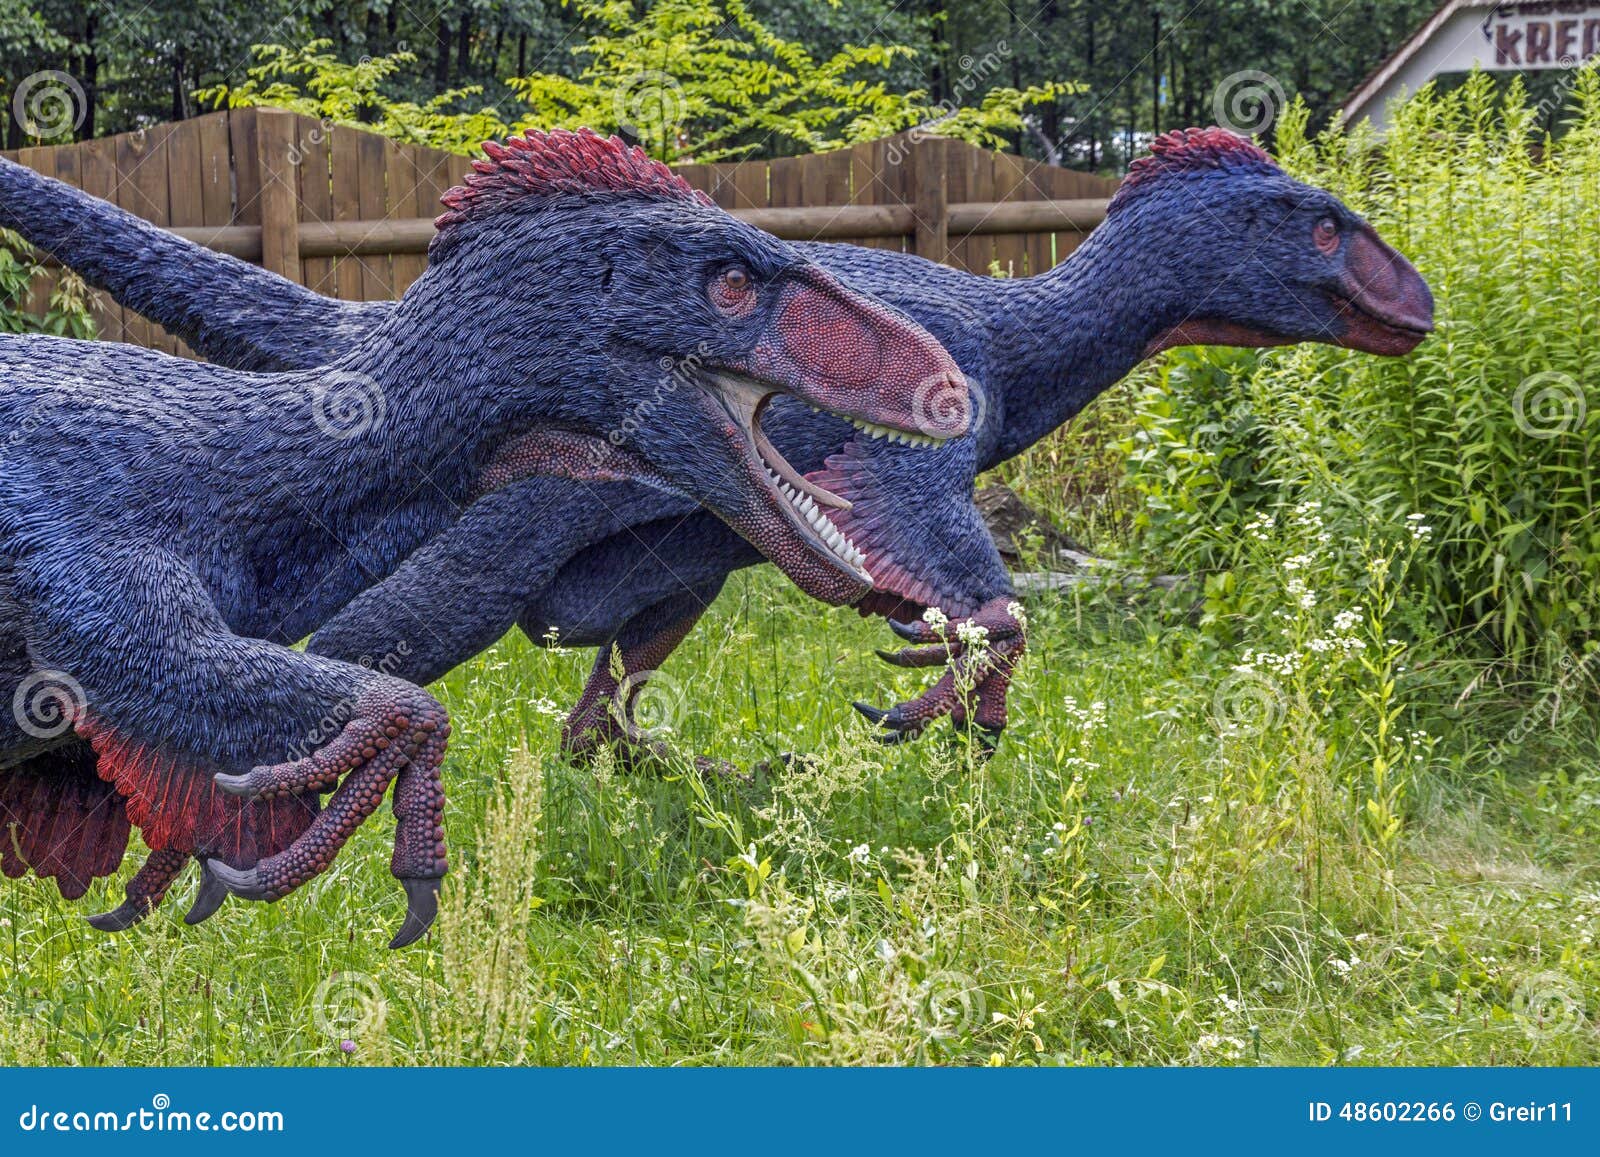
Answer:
xmin=78 ymin=716 xmax=319 ymax=869
xmin=0 ymin=747 xmax=130 ymax=899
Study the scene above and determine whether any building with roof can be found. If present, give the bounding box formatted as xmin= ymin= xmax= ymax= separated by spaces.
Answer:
xmin=1343 ymin=1 xmax=1600 ymax=129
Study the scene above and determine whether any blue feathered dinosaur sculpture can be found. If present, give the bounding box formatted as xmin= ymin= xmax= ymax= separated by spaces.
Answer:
xmin=0 ymin=129 xmax=966 ymax=942
xmin=0 ymin=127 xmax=1431 ymax=778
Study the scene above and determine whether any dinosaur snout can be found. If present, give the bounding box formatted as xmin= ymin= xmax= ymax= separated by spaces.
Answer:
xmin=1334 ymin=223 xmax=1434 ymax=356
xmin=753 ymin=269 xmax=970 ymax=443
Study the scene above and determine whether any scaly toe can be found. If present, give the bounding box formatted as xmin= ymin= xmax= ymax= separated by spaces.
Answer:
xmin=206 ymin=858 xmax=272 ymax=901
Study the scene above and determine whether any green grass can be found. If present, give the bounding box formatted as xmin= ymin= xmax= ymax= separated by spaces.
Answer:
xmin=2 ymin=564 xmax=1596 ymax=1066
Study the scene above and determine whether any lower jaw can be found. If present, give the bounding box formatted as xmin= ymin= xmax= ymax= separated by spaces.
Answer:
xmin=769 ymin=544 xmax=872 ymax=606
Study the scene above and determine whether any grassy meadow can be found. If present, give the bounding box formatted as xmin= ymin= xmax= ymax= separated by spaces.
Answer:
xmin=1 ymin=549 xmax=1595 ymax=1066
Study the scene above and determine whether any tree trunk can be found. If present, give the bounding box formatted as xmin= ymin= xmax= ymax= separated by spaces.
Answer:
xmin=172 ymin=47 xmax=188 ymax=122
xmin=82 ymin=13 xmax=99 ymax=140
xmin=436 ymin=18 xmax=452 ymax=88
xmin=456 ymin=13 xmax=472 ymax=79
xmin=928 ymin=0 xmax=948 ymax=106
xmin=1085 ymin=3 xmax=1097 ymax=168
xmin=1150 ymin=9 xmax=1161 ymax=140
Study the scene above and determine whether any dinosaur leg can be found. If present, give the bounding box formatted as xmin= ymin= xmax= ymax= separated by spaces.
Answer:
xmin=206 ymin=684 xmax=450 ymax=948
xmin=855 ymin=597 xmax=1027 ymax=750
xmin=26 ymin=544 xmax=448 ymax=945
xmin=561 ymin=586 xmax=724 ymax=773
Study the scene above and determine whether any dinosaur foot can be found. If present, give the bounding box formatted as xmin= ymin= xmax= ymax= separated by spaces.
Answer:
xmin=856 ymin=597 xmax=1026 ymax=751
xmin=562 ymin=705 xmax=745 ymax=782
xmin=209 ymin=684 xmax=451 ymax=947
xmin=214 ymin=685 xmax=443 ymax=801
xmin=87 ymin=848 xmax=190 ymax=932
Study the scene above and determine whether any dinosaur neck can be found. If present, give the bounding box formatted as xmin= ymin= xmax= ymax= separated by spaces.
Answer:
xmin=239 ymin=288 xmax=564 ymax=538
xmin=982 ymin=212 xmax=1186 ymax=469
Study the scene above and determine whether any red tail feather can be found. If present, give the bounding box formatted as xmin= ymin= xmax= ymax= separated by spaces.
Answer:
xmin=0 ymin=749 xmax=131 ymax=900
xmin=77 ymin=717 xmax=320 ymax=870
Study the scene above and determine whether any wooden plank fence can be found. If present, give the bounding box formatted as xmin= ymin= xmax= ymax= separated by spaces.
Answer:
xmin=3 ymin=110 xmax=1119 ymax=355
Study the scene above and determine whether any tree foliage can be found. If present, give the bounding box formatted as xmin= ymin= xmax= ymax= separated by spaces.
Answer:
xmin=3 ymin=0 xmax=1448 ymax=169
xmin=201 ymin=2 xmax=1069 ymax=162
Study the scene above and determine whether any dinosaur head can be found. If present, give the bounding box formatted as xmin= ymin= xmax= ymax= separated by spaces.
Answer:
xmin=431 ymin=129 xmax=966 ymax=605
xmin=1108 ymin=128 xmax=1434 ymax=358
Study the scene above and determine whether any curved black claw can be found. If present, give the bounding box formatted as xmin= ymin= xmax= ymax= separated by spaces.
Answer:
xmin=206 ymin=858 xmax=273 ymax=901
xmin=852 ymin=701 xmax=889 ymax=725
xmin=184 ymin=861 xmax=230 ymax=925
xmin=389 ymin=877 xmax=441 ymax=949
xmin=86 ymin=899 xmax=151 ymax=933
xmin=888 ymin=618 xmax=924 ymax=642
xmin=211 ymin=771 xmax=257 ymax=798
xmin=875 ymin=725 xmax=921 ymax=746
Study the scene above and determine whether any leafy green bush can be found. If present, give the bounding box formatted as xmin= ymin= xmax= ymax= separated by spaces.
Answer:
xmin=202 ymin=1 xmax=1069 ymax=162
xmin=1124 ymin=70 xmax=1600 ymax=669
xmin=0 ymin=229 xmax=95 ymax=338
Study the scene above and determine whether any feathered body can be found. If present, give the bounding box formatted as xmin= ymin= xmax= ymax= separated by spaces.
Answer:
xmin=0 ymin=128 xmax=1433 ymax=767
xmin=0 ymin=130 xmax=968 ymax=937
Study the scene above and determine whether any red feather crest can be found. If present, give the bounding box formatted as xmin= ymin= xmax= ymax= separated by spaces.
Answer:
xmin=434 ymin=128 xmax=713 ymax=241
xmin=1108 ymin=127 xmax=1278 ymax=214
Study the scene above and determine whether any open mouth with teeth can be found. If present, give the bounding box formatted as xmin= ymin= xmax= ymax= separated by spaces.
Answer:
xmin=704 ymin=370 xmax=952 ymax=590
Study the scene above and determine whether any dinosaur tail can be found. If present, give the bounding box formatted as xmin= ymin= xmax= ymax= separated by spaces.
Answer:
xmin=0 ymin=155 xmax=378 ymax=372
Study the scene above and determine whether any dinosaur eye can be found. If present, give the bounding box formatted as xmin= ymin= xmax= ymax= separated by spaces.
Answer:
xmin=1313 ymin=216 xmax=1341 ymax=255
xmin=708 ymin=264 xmax=757 ymax=317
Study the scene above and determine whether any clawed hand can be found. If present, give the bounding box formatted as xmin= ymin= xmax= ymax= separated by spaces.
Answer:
xmin=853 ymin=596 xmax=1026 ymax=752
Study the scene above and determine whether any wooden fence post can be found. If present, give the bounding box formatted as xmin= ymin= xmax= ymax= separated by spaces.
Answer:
xmin=255 ymin=110 xmax=302 ymax=285
xmin=911 ymin=136 xmax=948 ymax=263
